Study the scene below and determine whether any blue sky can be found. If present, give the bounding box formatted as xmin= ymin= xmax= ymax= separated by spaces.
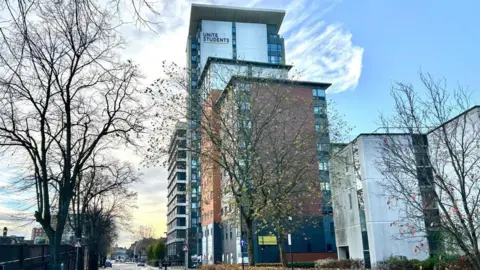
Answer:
xmin=311 ymin=0 xmax=480 ymax=134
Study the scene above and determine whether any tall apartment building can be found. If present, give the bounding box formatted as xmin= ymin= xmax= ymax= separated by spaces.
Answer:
xmin=184 ymin=4 xmax=336 ymax=266
xmin=185 ymin=4 xmax=287 ymax=266
xmin=166 ymin=122 xmax=188 ymax=262
xmin=213 ymin=77 xmax=334 ymax=265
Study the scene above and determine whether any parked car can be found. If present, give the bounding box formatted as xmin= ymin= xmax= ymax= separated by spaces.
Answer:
xmin=137 ymin=261 xmax=145 ymax=267
xmin=105 ymin=261 xmax=113 ymax=268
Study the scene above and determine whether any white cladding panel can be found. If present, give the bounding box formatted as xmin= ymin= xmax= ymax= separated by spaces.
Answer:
xmin=235 ymin=22 xmax=268 ymax=62
xmin=200 ymin=21 xmax=233 ymax=70
xmin=330 ymin=145 xmax=366 ymax=261
xmin=357 ymin=136 xmax=428 ymax=264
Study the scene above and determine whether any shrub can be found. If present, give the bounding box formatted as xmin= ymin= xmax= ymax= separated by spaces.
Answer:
xmin=254 ymin=263 xmax=283 ymax=267
xmin=375 ymin=256 xmax=421 ymax=270
xmin=315 ymin=258 xmax=363 ymax=269
xmin=416 ymin=255 xmax=473 ymax=270
xmin=254 ymin=262 xmax=314 ymax=268
xmin=292 ymin=262 xmax=315 ymax=268
xmin=201 ymin=265 xmax=275 ymax=270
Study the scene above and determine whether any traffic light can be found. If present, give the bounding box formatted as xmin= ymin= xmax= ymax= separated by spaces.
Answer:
xmin=3 ymin=227 xmax=7 ymax=237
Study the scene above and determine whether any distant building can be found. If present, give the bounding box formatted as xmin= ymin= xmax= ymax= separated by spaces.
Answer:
xmin=111 ymin=246 xmax=128 ymax=260
xmin=31 ymin=227 xmax=46 ymax=241
xmin=0 ymin=236 xmax=25 ymax=245
xmin=166 ymin=122 xmax=188 ymax=263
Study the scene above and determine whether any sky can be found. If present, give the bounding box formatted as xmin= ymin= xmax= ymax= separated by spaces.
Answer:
xmin=1 ymin=0 xmax=480 ymax=247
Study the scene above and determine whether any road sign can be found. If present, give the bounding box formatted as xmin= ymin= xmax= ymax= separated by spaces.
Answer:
xmin=183 ymin=245 xmax=188 ymax=252
xmin=258 ymin=236 xmax=277 ymax=245
xmin=287 ymin=234 xmax=291 ymax=246
xmin=240 ymin=239 xmax=245 ymax=247
xmin=74 ymin=242 xmax=81 ymax=248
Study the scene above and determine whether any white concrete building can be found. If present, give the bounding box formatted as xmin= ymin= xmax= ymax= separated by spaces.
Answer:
xmin=330 ymin=134 xmax=430 ymax=267
xmin=330 ymin=105 xmax=480 ymax=267
xmin=166 ymin=122 xmax=188 ymax=261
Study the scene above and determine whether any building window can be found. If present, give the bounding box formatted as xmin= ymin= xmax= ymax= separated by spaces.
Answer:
xmin=319 ymin=161 xmax=328 ymax=171
xmin=321 ymin=182 xmax=331 ymax=191
xmin=349 ymin=193 xmax=353 ymax=209
xmin=191 ymin=43 xmax=197 ymax=49
xmin=313 ymin=89 xmax=325 ymax=97
xmin=230 ymin=232 xmax=233 ymax=239
xmin=314 ymin=106 xmax=321 ymax=114
xmin=268 ymin=44 xmax=282 ymax=52
xmin=315 ymin=124 xmax=321 ymax=132
xmin=268 ymin=55 xmax=282 ymax=64
xmin=191 ymin=56 xmax=196 ymax=63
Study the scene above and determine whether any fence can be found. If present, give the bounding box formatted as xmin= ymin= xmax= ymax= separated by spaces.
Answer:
xmin=0 ymin=245 xmax=75 ymax=270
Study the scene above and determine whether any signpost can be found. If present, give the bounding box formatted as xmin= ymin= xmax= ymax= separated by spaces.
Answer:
xmin=288 ymin=216 xmax=293 ymax=270
xmin=288 ymin=234 xmax=293 ymax=270
xmin=239 ymin=205 xmax=245 ymax=270
xmin=74 ymin=241 xmax=81 ymax=270
xmin=182 ymin=245 xmax=188 ymax=270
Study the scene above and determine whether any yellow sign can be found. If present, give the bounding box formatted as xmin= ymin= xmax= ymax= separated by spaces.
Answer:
xmin=258 ymin=235 xmax=277 ymax=245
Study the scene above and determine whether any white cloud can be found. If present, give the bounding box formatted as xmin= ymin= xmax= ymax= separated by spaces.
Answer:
xmin=278 ymin=0 xmax=364 ymax=93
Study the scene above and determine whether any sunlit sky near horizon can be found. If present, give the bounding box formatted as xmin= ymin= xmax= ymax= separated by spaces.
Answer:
xmin=1 ymin=0 xmax=480 ymax=247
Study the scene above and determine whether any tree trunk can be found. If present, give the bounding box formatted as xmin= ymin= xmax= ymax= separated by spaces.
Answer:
xmin=88 ymin=250 xmax=99 ymax=270
xmin=278 ymin=231 xmax=287 ymax=267
xmin=245 ymin=218 xmax=255 ymax=266
xmin=49 ymin=232 xmax=62 ymax=270
xmin=470 ymin=253 xmax=480 ymax=270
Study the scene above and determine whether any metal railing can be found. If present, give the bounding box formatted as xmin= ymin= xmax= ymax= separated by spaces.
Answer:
xmin=0 ymin=245 xmax=75 ymax=270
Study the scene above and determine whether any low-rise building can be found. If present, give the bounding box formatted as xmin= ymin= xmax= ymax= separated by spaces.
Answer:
xmin=330 ymin=106 xmax=480 ymax=267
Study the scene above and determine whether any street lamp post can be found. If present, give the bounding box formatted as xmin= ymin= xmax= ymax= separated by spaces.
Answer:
xmin=240 ymin=205 xmax=245 ymax=270
xmin=288 ymin=216 xmax=293 ymax=270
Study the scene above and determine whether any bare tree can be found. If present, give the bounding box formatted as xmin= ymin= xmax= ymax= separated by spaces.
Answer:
xmin=136 ymin=224 xmax=156 ymax=240
xmin=0 ymin=1 xmax=150 ymax=269
xmin=146 ymin=61 xmax=348 ymax=265
xmin=69 ymin=152 xmax=140 ymax=270
xmin=252 ymin=98 xmax=321 ymax=266
xmin=377 ymin=73 xmax=480 ymax=268
xmin=85 ymin=191 xmax=135 ymax=270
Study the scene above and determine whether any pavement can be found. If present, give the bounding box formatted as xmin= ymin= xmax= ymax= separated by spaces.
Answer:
xmin=110 ymin=263 xmax=192 ymax=270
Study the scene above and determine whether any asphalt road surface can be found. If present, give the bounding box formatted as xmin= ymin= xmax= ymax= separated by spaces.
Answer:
xmin=110 ymin=262 xmax=158 ymax=270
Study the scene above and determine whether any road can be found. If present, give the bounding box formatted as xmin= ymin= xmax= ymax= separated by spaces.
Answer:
xmin=111 ymin=263 xmax=158 ymax=270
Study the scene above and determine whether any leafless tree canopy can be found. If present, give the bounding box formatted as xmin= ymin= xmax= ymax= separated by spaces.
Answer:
xmin=377 ymin=73 xmax=480 ymax=268
xmin=145 ymin=61 xmax=350 ymax=265
xmin=136 ymin=224 xmax=156 ymax=240
xmin=0 ymin=0 xmax=150 ymax=269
